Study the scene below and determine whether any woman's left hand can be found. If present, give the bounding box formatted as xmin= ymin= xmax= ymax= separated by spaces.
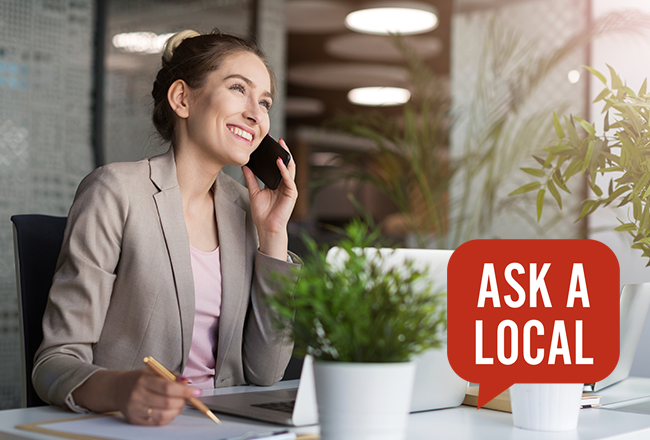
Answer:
xmin=242 ymin=138 xmax=298 ymax=260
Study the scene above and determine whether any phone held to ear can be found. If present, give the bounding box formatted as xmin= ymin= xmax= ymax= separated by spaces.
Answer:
xmin=246 ymin=134 xmax=291 ymax=190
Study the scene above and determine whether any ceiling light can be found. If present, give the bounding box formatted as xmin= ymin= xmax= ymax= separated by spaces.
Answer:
xmin=568 ymin=70 xmax=581 ymax=84
xmin=348 ymin=87 xmax=411 ymax=106
xmin=345 ymin=2 xmax=438 ymax=35
xmin=112 ymin=32 xmax=175 ymax=54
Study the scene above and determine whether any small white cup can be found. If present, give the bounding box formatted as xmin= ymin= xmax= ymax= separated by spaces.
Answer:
xmin=510 ymin=383 xmax=583 ymax=431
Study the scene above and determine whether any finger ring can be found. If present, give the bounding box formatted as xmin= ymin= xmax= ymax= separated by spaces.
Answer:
xmin=147 ymin=407 xmax=153 ymax=416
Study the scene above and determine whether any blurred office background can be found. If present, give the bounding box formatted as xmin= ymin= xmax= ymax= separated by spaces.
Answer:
xmin=0 ymin=0 xmax=649 ymax=408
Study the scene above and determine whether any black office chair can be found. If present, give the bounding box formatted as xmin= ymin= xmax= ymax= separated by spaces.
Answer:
xmin=11 ymin=214 xmax=67 ymax=408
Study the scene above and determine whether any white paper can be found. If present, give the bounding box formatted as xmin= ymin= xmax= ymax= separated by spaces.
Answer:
xmin=44 ymin=413 xmax=296 ymax=440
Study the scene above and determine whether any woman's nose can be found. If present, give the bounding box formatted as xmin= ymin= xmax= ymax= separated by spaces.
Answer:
xmin=243 ymin=99 xmax=262 ymax=125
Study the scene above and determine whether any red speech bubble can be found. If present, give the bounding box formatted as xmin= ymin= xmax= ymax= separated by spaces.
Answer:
xmin=447 ymin=240 xmax=619 ymax=409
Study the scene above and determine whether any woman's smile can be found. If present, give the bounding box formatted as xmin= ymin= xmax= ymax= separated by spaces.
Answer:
xmin=227 ymin=124 xmax=254 ymax=143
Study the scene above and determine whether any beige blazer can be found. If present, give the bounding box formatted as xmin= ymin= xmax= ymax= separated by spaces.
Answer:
xmin=33 ymin=148 xmax=298 ymax=411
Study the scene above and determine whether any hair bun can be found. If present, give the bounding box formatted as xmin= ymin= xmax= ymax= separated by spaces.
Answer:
xmin=162 ymin=30 xmax=200 ymax=62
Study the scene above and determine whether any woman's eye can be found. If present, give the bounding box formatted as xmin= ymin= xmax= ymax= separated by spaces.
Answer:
xmin=260 ymin=100 xmax=272 ymax=111
xmin=230 ymin=84 xmax=245 ymax=93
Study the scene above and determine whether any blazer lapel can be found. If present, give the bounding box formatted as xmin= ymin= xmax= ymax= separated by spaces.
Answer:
xmin=214 ymin=171 xmax=247 ymax=377
xmin=150 ymin=148 xmax=195 ymax=370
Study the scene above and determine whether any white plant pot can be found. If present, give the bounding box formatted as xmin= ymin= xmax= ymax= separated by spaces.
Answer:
xmin=313 ymin=360 xmax=416 ymax=440
xmin=510 ymin=383 xmax=583 ymax=431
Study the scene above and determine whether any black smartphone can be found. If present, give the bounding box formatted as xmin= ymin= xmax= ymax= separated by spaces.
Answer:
xmin=246 ymin=134 xmax=291 ymax=190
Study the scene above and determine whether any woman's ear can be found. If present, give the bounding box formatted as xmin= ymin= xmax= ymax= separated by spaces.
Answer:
xmin=168 ymin=79 xmax=190 ymax=119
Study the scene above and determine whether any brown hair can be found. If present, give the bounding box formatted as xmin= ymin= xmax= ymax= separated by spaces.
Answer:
xmin=151 ymin=29 xmax=276 ymax=143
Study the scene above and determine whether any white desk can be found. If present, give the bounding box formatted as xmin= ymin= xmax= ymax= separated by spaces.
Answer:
xmin=4 ymin=378 xmax=650 ymax=440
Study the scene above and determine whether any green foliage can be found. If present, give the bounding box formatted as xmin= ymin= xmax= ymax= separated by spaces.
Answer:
xmin=511 ymin=66 xmax=650 ymax=264
xmin=268 ymin=219 xmax=447 ymax=362
xmin=452 ymin=12 xmax=650 ymax=244
xmin=324 ymin=34 xmax=452 ymax=243
xmin=321 ymin=11 xmax=649 ymax=247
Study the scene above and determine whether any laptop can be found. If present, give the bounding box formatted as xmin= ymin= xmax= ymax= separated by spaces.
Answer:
xmin=199 ymin=248 xmax=467 ymax=425
xmin=199 ymin=355 xmax=318 ymax=426
xmin=589 ymin=283 xmax=650 ymax=392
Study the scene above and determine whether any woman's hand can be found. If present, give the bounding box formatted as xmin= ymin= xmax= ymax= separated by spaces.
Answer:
xmin=242 ymin=138 xmax=298 ymax=260
xmin=73 ymin=368 xmax=200 ymax=426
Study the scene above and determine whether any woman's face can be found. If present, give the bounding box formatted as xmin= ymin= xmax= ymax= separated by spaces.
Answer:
xmin=183 ymin=51 xmax=272 ymax=168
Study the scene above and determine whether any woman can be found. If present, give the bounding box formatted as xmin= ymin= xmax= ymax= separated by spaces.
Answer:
xmin=32 ymin=29 xmax=299 ymax=426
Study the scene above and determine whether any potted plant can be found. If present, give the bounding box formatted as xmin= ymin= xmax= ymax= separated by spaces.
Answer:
xmin=268 ymin=219 xmax=447 ymax=440
xmin=510 ymin=65 xmax=650 ymax=263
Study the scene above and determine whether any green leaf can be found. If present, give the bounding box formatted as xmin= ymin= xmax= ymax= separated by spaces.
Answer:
xmin=605 ymin=185 xmax=631 ymax=206
xmin=633 ymin=194 xmax=642 ymax=220
xmin=582 ymin=140 xmax=595 ymax=174
xmin=553 ymin=111 xmax=565 ymax=139
xmin=574 ymin=116 xmax=596 ymax=136
xmin=593 ymin=87 xmax=611 ymax=103
xmin=578 ymin=200 xmax=596 ymax=220
xmin=509 ymin=181 xmax=541 ymax=196
xmin=565 ymin=157 xmax=584 ymax=179
xmin=607 ymin=64 xmax=623 ymax=89
xmin=547 ymin=179 xmax=562 ymax=209
xmin=588 ymin=179 xmax=603 ymax=197
xmin=565 ymin=116 xmax=581 ymax=146
xmin=640 ymin=78 xmax=647 ymax=96
xmin=615 ymin=223 xmax=637 ymax=232
xmin=544 ymin=144 xmax=573 ymax=154
xmin=533 ymin=154 xmax=549 ymax=168
xmin=521 ymin=167 xmax=546 ymax=177
xmin=536 ymin=189 xmax=546 ymax=222
xmin=553 ymin=170 xmax=571 ymax=193
xmin=642 ymin=184 xmax=650 ymax=199
xmin=585 ymin=65 xmax=607 ymax=85
xmin=604 ymin=110 xmax=610 ymax=132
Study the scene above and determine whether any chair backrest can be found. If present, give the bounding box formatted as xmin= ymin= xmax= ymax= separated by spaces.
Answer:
xmin=11 ymin=214 xmax=67 ymax=408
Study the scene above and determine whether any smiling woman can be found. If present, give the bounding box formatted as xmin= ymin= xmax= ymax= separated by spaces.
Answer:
xmin=31 ymin=29 xmax=300 ymax=426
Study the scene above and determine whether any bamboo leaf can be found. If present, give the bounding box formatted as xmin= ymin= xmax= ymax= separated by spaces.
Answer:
xmin=593 ymin=87 xmax=611 ymax=103
xmin=574 ymin=116 xmax=596 ymax=136
xmin=582 ymin=140 xmax=595 ymax=174
xmin=607 ymin=64 xmax=623 ymax=89
xmin=615 ymin=223 xmax=637 ymax=232
xmin=533 ymin=155 xmax=548 ymax=168
xmin=565 ymin=116 xmax=581 ymax=146
xmin=565 ymin=157 xmax=584 ymax=179
xmin=509 ymin=181 xmax=542 ymax=196
xmin=553 ymin=111 xmax=565 ymax=139
xmin=536 ymin=189 xmax=546 ymax=221
xmin=643 ymin=184 xmax=650 ymax=199
xmin=544 ymin=144 xmax=573 ymax=154
xmin=521 ymin=167 xmax=546 ymax=177
xmin=553 ymin=170 xmax=571 ymax=193
xmin=589 ymin=179 xmax=603 ymax=197
xmin=578 ymin=200 xmax=596 ymax=220
xmin=633 ymin=194 xmax=642 ymax=220
xmin=640 ymin=78 xmax=647 ymax=96
xmin=605 ymin=185 xmax=631 ymax=206
xmin=585 ymin=65 xmax=607 ymax=85
xmin=547 ymin=179 xmax=562 ymax=209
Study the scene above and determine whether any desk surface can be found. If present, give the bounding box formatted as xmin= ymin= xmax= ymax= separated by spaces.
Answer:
xmin=4 ymin=378 xmax=650 ymax=440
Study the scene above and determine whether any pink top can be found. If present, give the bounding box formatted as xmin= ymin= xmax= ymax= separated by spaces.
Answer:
xmin=183 ymin=245 xmax=222 ymax=389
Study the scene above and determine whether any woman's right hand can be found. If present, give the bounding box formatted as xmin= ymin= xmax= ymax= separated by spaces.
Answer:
xmin=73 ymin=368 xmax=201 ymax=425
